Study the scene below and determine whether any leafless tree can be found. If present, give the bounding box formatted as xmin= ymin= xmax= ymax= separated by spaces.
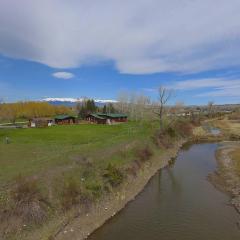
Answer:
xmin=207 ymin=101 xmax=214 ymax=118
xmin=153 ymin=86 xmax=173 ymax=129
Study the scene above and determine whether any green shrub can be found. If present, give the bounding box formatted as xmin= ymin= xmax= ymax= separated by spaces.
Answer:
xmin=86 ymin=182 xmax=103 ymax=199
xmin=103 ymin=164 xmax=124 ymax=187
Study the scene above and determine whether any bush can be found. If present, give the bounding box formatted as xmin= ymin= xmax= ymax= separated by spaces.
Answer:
xmin=60 ymin=178 xmax=81 ymax=210
xmin=86 ymin=182 xmax=103 ymax=199
xmin=174 ymin=120 xmax=193 ymax=137
xmin=103 ymin=164 xmax=124 ymax=187
xmin=136 ymin=145 xmax=153 ymax=162
xmin=152 ymin=130 xmax=174 ymax=148
xmin=10 ymin=175 xmax=47 ymax=224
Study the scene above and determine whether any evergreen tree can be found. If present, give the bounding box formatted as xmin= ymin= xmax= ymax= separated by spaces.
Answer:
xmin=103 ymin=105 xmax=107 ymax=113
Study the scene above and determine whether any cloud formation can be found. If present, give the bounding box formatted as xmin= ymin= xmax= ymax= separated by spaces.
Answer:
xmin=1 ymin=0 xmax=240 ymax=74
xmin=52 ymin=72 xmax=74 ymax=79
xmin=170 ymin=77 xmax=240 ymax=98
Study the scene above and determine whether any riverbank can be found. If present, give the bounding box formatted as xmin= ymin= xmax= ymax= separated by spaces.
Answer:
xmin=209 ymin=141 xmax=240 ymax=213
xmin=53 ymin=139 xmax=186 ymax=240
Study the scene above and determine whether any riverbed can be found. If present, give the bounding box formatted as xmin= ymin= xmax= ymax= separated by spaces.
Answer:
xmin=89 ymin=143 xmax=240 ymax=240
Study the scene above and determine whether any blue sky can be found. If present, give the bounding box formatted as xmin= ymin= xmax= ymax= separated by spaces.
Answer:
xmin=0 ymin=0 xmax=240 ymax=105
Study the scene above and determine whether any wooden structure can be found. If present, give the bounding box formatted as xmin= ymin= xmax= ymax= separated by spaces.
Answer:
xmin=86 ymin=113 xmax=127 ymax=124
xmin=86 ymin=114 xmax=107 ymax=124
xmin=54 ymin=115 xmax=76 ymax=125
xmin=29 ymin=118 xmax=53 ymax=128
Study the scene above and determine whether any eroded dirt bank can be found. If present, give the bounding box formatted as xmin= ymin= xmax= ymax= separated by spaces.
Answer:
xmin=209 ymin=141 xmax=240 ymax=213
xmin=53 ymin=140 xmax=186 ymax=240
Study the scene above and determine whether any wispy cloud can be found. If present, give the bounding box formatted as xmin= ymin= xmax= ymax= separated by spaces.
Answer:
xmin=1 ymin=0 xmax=240 ymax=74
xmin=169 ymin=77 xmax=240 ymax=98
xmin=52 ymin=72 xmax=74 ymax=79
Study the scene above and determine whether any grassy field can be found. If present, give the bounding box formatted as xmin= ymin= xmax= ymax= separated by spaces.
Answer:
xmin=208 ymin=117 xmax=240 ymax=136
xmin=0 ymin=119 xmax=194 ymax=239
xmin=0 ymin=122 xmax=157 ymax=187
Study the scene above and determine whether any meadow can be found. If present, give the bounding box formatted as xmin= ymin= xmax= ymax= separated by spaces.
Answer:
xmin=0 ymin=122 xmax=156 ymax=187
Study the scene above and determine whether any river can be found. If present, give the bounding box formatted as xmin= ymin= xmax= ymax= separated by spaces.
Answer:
xmin=89 ymin=143 xmax=240 ymax=240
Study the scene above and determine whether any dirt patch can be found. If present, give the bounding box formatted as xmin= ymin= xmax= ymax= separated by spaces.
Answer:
xmin=209 ymin=141 xmax=240 ymax=213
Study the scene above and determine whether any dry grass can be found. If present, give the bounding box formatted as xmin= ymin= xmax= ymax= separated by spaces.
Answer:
xmin=230 ymin=147 xmax=240 ymax=177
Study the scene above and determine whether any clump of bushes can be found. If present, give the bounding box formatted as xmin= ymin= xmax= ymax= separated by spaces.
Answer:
xmin=174 ymin=120 xmax=193 ymax=137
xmin=136 ymin=145 xmax=153 ymax=162
xmin=152 ymin=129 xmax=174 ymax=148
xmin=10 ymin=175 xmax=47 ymax=224
xmin=85 ymin=182 xmax=103 ymax=199
xmin=59 ymin=177 xmax=82 ymax=210
xmin=103 ymin=164 xmax=124 ymax=187
xmin=229 ymin=112 xmax=240 ymax=121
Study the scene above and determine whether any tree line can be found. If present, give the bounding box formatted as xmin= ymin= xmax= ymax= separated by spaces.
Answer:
xmin=76 ymin=99 xmax=117 ymax=119
xmin=0 ymin=102 xmax=71 ymax=123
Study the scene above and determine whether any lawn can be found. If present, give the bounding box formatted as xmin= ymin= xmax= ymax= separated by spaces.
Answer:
xmin=0 ymin=122 xmax=156 ymax=188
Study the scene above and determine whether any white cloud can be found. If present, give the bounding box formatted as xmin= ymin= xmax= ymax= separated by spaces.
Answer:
xmin=169 ymin=77 xmax=240 ymax=98
xmin=52 ymin=72 xmax=74 ymax=79
xmin=1 ymin=0 xmax=240 ymax=74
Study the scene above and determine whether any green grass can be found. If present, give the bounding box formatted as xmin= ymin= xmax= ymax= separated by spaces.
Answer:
xmin=0 ymin=122 xmax=156 ymax=187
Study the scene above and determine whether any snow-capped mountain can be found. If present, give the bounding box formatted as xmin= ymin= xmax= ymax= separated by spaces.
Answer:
xmin=41 ymin=97 xmax=117 ymax=107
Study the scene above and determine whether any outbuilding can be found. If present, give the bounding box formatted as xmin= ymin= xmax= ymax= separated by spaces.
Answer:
xmin=54 ymin=115 xmax=77 ymax=125
xmin=29 ymin=118 xmax=53 ymax=128
xmin=86 ymin=113 xmax=127 ymax=124
xmin=86 ymin=113 xmax=107 ymax=124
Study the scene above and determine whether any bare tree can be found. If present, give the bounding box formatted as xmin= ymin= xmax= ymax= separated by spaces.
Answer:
xmin=207 ymin=101 xmax=214 ymax=118
xmin=154 ymin=86 xmax=173 ymax=129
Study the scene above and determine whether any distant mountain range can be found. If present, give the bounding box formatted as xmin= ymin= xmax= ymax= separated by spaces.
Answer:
xmin=41 ymin=98 xmax=118 ymax=107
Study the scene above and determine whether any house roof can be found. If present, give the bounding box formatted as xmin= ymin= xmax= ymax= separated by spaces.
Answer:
xmin=54 ymin=115 xmax=76 ymax=120
xmin=98 ymin=113 xmax=128 ymax=118
xmin=88 ymin=113 xmax=106 ymax=120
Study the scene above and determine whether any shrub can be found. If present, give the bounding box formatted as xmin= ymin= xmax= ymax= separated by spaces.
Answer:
xmin=152 ymin=130 xmax=174 ymax=148
xmin=136 ymin=145 xmax=153 ymax=162
xmin=126 ymin=160 xmax=141 ymax=177
xmin=86 ymin=182 xmax=103 ymax=199
xmin=103 ymin=164 xmax=124 ymax=187
xmin=174 ymin=120 xmax=193 ymax=137
xmin=60 ymin=178 xmax=81 ymax=210
xmin=10 ymin=175 xmax=47 ymax=224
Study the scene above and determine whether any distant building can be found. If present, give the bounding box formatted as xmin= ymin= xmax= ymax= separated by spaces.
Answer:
xmin=29 ymin=118 xmax=53 ymax=128
xmin=86 ymin=113 xmax=128 ymax=124
xmin=54 ymin=115 xmax=77 ymax=125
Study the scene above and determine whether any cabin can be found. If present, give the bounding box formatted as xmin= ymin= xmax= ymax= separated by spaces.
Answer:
xmin=86 ymin=113 xmax=128 ymax=124
xmin=54 ymin=115 xmax=76 ymax=125
xmin=86 ymin=113 xmax=107 ymax=124
xmin=29 ymin=118 xmax=53 ymax=128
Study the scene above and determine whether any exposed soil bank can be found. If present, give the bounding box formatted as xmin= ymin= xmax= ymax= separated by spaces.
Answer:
xmin=209 ymin=141 xmax=240 ymax=213
xmin=54 ymin=140 xmax=186 ymax=240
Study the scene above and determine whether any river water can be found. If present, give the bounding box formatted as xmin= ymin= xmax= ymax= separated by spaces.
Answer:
xmin=89 ymin=143 xmax=240 ymax=240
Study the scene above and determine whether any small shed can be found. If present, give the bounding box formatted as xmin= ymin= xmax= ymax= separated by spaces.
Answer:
xmin=86 ymin=114 xmax=107 ymax=124
xmin=54 ymin=115 xmax=76 ymax=125
xmin=29 ymin=118 xmax=53 ymax=128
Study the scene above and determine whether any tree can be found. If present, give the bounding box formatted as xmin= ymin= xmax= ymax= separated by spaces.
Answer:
xmin=77 ymin=99 xmax=97 ymax=119
xmin=207 ymin=101 xmax=214 ymax=118
xmin=102 ymin=105 xmax=107 ymax=113
xmin=153 ymin=86 xmax=173 ymax=129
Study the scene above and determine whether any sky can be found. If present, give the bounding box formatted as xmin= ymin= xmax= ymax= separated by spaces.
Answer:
xmin=0 ymin=0 xmax=240 ymax=105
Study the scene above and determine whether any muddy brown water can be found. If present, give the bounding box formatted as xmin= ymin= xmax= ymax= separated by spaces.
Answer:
xmin=89 ymin=143 xmax=240 ymax=240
